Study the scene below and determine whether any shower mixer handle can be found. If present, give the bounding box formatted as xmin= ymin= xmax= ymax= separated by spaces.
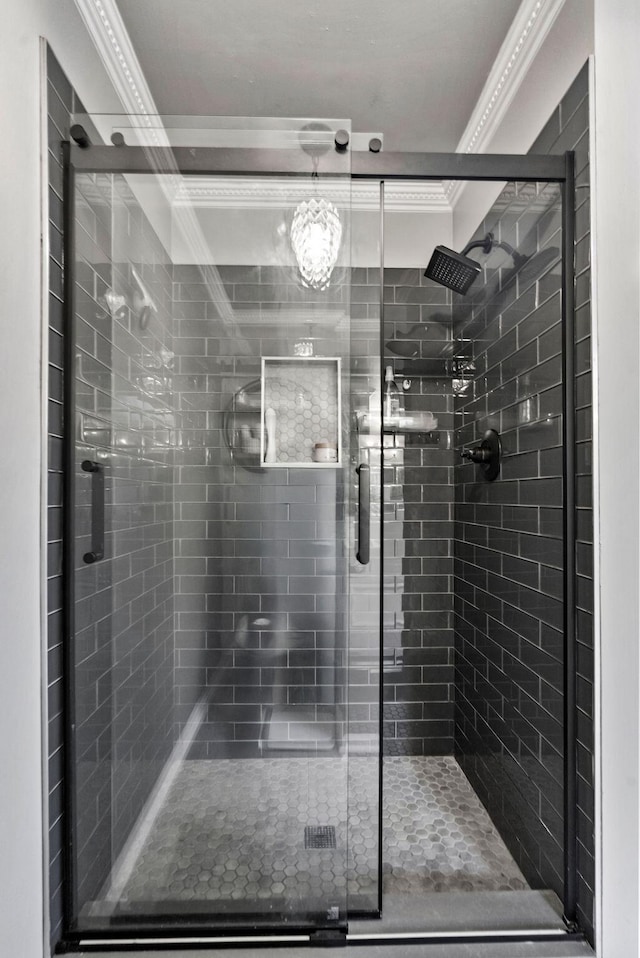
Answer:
xmin=459 ymin=429 xmax=501 ymax=482
xmin=460 ymin=446 xmax=491 ymax=463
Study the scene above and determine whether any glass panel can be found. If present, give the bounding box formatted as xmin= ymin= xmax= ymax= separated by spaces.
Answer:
xmin=451 ymin=182 xmax=565 ymax=916
xmin=68 ymin=126 xmax=566 ymax=942
xmin=346 ymin=193 xmax=382 ymax=914
xmin=376 ymin=179 xmax=566 ymax=933
xmin=69 ymin=116 xmax=359 ymax=935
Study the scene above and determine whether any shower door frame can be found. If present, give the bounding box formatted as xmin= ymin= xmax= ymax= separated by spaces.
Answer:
xmin=61 ymin=140 xmax=578 ymax=948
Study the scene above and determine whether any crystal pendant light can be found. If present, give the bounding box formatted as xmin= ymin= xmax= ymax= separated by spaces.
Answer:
xmin=290 ymin=196 xmax=342 ymax=291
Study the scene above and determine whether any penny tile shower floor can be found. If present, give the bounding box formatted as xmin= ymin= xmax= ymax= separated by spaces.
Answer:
xmin=119 ymin=756 xmax=526 ymax=910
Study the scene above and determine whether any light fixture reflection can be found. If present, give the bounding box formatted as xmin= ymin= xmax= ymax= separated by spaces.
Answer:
xmin=98 ymin=287 xmax=126 ymax=317
xmin=290 ymin=197 xmax=342 ymax=291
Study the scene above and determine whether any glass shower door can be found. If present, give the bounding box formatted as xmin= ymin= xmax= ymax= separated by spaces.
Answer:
xmin=65 ymin=116 xmax=378 ymax=939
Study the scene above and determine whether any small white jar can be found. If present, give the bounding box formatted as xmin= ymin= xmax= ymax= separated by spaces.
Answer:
xmin=312 ymin=442 xmax=338 ymax=463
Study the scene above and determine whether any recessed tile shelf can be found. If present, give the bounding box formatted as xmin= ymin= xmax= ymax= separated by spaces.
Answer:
xmin=260 ymin=357 xmax=342 ymax=468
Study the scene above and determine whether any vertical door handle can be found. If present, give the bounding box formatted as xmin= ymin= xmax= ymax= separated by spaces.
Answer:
xmin=81 ymin=459 xmax=105 ymax=563
xmin=356 ymin=463 xmax=370 ymax=565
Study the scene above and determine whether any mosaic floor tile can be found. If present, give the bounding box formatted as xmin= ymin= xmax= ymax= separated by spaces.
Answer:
xmin=380 ymin=756 xmax=527 ymax=895
xmin=116 ymin=756 xmax=526 ymax=912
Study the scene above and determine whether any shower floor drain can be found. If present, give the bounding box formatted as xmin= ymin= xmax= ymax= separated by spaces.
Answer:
xmin=304 ymin=826 xmax=336 ymax=849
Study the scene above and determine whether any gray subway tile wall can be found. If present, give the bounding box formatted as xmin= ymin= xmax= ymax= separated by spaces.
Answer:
xmin=47 ymin=46 xmax=176 ymax=938
xmin=172 ymin=264 xmax=454 ymax=759
xmin=72 ymin=169 xmax=176 ymax=912
xmin=46 ymin=46 xmax=77 ymax=948
xmin=563 ymin=65 xmax=594 ymax=937
xmin=451 ymin=62 xmax=593 ymax=938
xmin=171 ymin=265 xmax=350 ymax=758
xmin=453 ymin=178 xmax=566 ymax=895
xmin=383 ymin=269 xmax=455 ymax=755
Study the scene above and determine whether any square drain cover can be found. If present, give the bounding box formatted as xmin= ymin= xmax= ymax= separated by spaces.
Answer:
xmin=304 ymin=825 xmax=336 ymax=849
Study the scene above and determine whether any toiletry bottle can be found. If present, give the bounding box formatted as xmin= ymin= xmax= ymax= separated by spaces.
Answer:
xmin=265 ymin=407 xmax=277 ymax=463
xmin=384 ymin=365 xmax=401 ymax=420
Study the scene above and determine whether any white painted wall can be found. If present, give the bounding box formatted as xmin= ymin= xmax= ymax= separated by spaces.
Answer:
xmin=0 ymin=3 xmax=118 ymax=956
xmin=378 ymin=210 xmax=452 ymax=269
xmin=592 ymin=3 xmax=640 ymax=955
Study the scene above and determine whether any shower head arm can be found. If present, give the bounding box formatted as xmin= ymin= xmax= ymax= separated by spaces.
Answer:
xmin=461 ymin=232 xmax=527 ymax=268
xmin=461 ymin=232 xmax=494 ymax=258
xmin=491 ymin=236 xmax=528 ymax=268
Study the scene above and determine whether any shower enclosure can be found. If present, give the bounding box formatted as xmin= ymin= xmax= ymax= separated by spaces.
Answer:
xmin=60 ymin=114 xmax=580 ymax=947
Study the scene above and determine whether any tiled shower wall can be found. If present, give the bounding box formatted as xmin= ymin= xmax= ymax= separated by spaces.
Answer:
xmin=71 ymin=168 xmax=176 ymax=913
xmin=452 ymin=63 xmax=593 ymax=937
xmin=170 ymin=266 xmax=455 ymax=758
xmin=453 ymin=179 xmax=566 ymax=891
xmin=47 ymin=46 xmax=176 ymax=940
xmin=46 ymin=45 xmax=75 ymax=948
xmin=172 ymin=266 xmax=350 ymax=756
xmin=382 ymin=273 xmax=455 ymax=754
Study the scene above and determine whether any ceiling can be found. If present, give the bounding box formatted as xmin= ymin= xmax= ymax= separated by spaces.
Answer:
xmin=115 ymin=0 xmax=522 ymax=153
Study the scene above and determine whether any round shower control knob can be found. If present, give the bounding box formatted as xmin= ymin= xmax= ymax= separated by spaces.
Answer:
xmin=460 ymin=429 xmax=501 ymax=481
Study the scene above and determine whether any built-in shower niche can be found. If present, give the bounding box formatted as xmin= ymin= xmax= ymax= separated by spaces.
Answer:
xmin=261 ymin=357 xmax=341 ymax=467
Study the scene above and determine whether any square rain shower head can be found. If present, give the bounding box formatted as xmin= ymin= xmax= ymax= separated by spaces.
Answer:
xmin=424 ymin=245 xmax=482 ymax=295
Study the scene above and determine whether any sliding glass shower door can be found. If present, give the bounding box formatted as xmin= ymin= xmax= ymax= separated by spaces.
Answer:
xmin=65 ymin=116 xmax=381 ymax=938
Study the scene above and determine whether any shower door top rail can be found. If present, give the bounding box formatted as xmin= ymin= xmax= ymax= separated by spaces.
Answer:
xmin=68 ymin=143 xmax=568 ymax=182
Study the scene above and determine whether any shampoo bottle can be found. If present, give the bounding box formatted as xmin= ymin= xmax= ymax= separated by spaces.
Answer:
xmin=384 ymin=365 xmax=401 ymax=420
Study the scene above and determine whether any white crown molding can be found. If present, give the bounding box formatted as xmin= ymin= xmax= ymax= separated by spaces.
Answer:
xmin=457 ymin=0 xmax=567 ymax=155
xmin=174 ymin=178 xmax=450 ymax=212
xmin=75 ymin=0 xmax=563 ymax=215
xmin=73 ymin=0 xmax=159 ymax=117
xmin=446 ymin=0 xmax=566 ymax=206
xmin=74 ymin=0 xmax=241 ymax=326
xmin=73 ymin=0 xmax=447 ymax=212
